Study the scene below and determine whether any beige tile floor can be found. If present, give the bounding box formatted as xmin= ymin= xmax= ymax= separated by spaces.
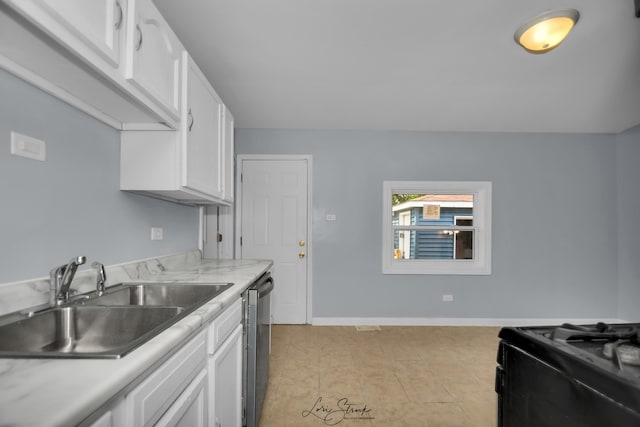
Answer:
xmin=259 ymin=325 xmax=500 ymax=427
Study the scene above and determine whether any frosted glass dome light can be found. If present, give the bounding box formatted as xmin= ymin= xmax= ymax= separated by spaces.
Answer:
xmin=514 ymin=9 xmax=580 ymax=54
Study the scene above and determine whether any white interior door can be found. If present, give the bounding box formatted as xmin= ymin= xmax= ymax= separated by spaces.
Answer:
xmin=237 ymin=156 xmax=310 ymax=324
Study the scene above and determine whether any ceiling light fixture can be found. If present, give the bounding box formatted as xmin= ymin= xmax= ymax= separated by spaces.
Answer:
xmin=514 ymin=9 xmax=580 ymax=54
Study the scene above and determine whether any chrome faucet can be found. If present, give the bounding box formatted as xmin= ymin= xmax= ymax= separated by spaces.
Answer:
xmin=92 ymin=261 xmax=107 ymax=295
xmin=50 ymin=256 xmax=86 ymax=305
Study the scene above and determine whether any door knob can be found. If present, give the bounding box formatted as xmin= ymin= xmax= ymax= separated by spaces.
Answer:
xmin=299 ymin=240 xmax=305 ymax=247
xmin=299 ymin=252 xmax=305 ymax=259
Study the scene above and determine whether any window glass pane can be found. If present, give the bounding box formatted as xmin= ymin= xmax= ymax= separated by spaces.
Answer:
xmin=393 ymin=230 xmax=474 ymax=260
xmin=392 ymin=194 xmax=474 ymax=226
xmin=392 ymin=193 xmax=475 ymax=260
xmin=454 ymin=230 xmax=473 ymax=259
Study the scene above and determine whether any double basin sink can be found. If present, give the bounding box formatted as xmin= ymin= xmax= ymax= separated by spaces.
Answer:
xmin=0 ymin=282 xmax=232 ymax=358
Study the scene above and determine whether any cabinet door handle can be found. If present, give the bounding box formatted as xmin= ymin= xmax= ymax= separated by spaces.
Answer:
xmin=299 ymin=251 xmax=305 ymax=259
xmin=187 ymin=108 xmax=194 ymax=131
xmin=135 ymin=24 xmax=143 ymax=50
xmin=114 ymin=1 xmax=123 ymax=30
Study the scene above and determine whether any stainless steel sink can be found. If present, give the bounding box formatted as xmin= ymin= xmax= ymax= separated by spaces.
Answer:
xmin=80 ymin=283 xmax=231 ymax=308
xmin=0 ymin=283 xmax=233 ymax=358
xmin=0 ymin=306 xmax=183 ymax=358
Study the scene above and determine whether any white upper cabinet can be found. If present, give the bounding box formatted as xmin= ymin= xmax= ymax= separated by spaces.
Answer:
xmin=0 ymin=0 xmax=178 ymax=129
xmin=120 ymin=53 xmax=234 ymax=205
xmin=124 ymin=0 xmax=182 ymax=121
xmin=30 ymin=0 xmax=124 ymax=67
xmin=2 ymin=0 xmax=234 ymax=206
xmin=182 ymin=53 xmax=223 ymax=199
xmin=3 ymin=0 xmax=124 ymax=68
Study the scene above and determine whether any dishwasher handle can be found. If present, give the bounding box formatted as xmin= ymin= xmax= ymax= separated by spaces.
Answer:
xmin=249 ymin=272 xmax=273 ymax=295
xmin=246 ymin=273 xmax=274 ymax=304
xmin=256 ymin=277 xmax=274 ymax=298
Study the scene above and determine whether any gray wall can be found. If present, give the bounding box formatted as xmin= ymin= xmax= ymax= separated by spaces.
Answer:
xmin=4 ymin=63 xmax=634 ymax=320
xmin=617 ymin=124 xmax=640 ymax=322
xmin=237 ymin=129 xmax=622 ymax=320
xmin=0 ymin=70 xmax=199 ymax=284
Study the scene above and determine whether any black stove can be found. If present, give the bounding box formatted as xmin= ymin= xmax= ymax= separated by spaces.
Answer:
xmin=496 ymin=323 xmax=640 ymax=427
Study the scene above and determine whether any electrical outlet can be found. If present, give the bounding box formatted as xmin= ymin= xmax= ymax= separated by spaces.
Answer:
xmin=442 ymin=294 xmax=454 ymax=302
xmin=151 ymin=227 xmax=164 ymax=240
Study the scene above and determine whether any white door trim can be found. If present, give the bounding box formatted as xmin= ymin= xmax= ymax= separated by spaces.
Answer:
xmin=235 ymin=154 xmax=313 ymax=324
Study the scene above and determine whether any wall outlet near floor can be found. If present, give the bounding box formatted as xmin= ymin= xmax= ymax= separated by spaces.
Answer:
xmin=151 ymin=227 xmax=164 ymax=240
xmin=442 ymin=294 xmax=454 ymax=302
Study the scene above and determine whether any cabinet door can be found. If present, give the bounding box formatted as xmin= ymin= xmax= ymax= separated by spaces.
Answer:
xmin=125 ymin=0 xmax=181 ymax=120
xmin=155 ymin=369 xmax=207 ymax=427
xmin=209 ymin=325 xmax=243 ymax=427
xmin=81 ymin=398 xmax=125 ymax=427
xmin=38 ymin=0 xmax=123 ymax=66
xmin=221 ymin=105 xmax=235 ymax=203
xmin=182 ymin=54 xmax=223 ymax=198
xmin=126 ymin=330 xmax=206 ymax=426
xmin=208 ymin=298 xmax=242 ymax=354
xmin=5 ymin=0 xmax=125 ymax=67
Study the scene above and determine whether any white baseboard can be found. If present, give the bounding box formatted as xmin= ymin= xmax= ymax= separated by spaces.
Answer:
xmin=311 ymin=317 xmax=628 ymax=327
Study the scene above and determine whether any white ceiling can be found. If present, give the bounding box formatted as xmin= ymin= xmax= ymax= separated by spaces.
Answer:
xmin=153 ymin=0 xmax=640 ymax=134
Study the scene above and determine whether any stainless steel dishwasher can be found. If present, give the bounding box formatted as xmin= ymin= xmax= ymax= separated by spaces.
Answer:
xmin=243 ymin=272 xmax=274 ymax=427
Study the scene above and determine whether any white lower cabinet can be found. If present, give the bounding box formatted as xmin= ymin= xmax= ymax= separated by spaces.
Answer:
xmin=155 ymin=369 xmax=207 ymax=427
xmin=84 ymin=298 xmax=244 ymax=427
xmin=208 ymin=299 xmax=243 ymax=427
xmin=125 ymin=329 xmax=207 ymax=426
xmin=82 ymin=397 xmax=125 ymax=427
xmin=209 ymin=325 xmax=243 ymax=427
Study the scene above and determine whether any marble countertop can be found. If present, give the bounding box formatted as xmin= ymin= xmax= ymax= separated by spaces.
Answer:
xmin=0 ymin=254 xmax=272 ymax=427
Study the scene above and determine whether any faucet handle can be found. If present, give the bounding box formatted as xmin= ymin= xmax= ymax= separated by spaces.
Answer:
xmin=60 ymin=256 xmax=86 ymax=283
xmin=53 ymin=255 xmax=87 ymax=304
xmin=92 ymin=261 xmax=107 ymax=295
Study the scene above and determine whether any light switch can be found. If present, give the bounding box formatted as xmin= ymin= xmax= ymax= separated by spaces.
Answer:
xmin=11 ymin=131 xmax=46 ymax=161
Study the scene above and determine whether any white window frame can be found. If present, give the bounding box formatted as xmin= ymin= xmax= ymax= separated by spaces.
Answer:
xmin=382 ymin=181 xmax=492 ymax=275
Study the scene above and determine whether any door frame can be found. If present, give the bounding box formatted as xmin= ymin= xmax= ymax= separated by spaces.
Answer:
xmin=235 ymin=154 xmax=313 ymax=324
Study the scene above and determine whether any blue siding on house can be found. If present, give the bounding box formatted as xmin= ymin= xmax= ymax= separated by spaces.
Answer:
xmin=392 ymin=215 xmax=399 ymax=251
xmin=414 ymin=230 xmax=453 ymax=259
